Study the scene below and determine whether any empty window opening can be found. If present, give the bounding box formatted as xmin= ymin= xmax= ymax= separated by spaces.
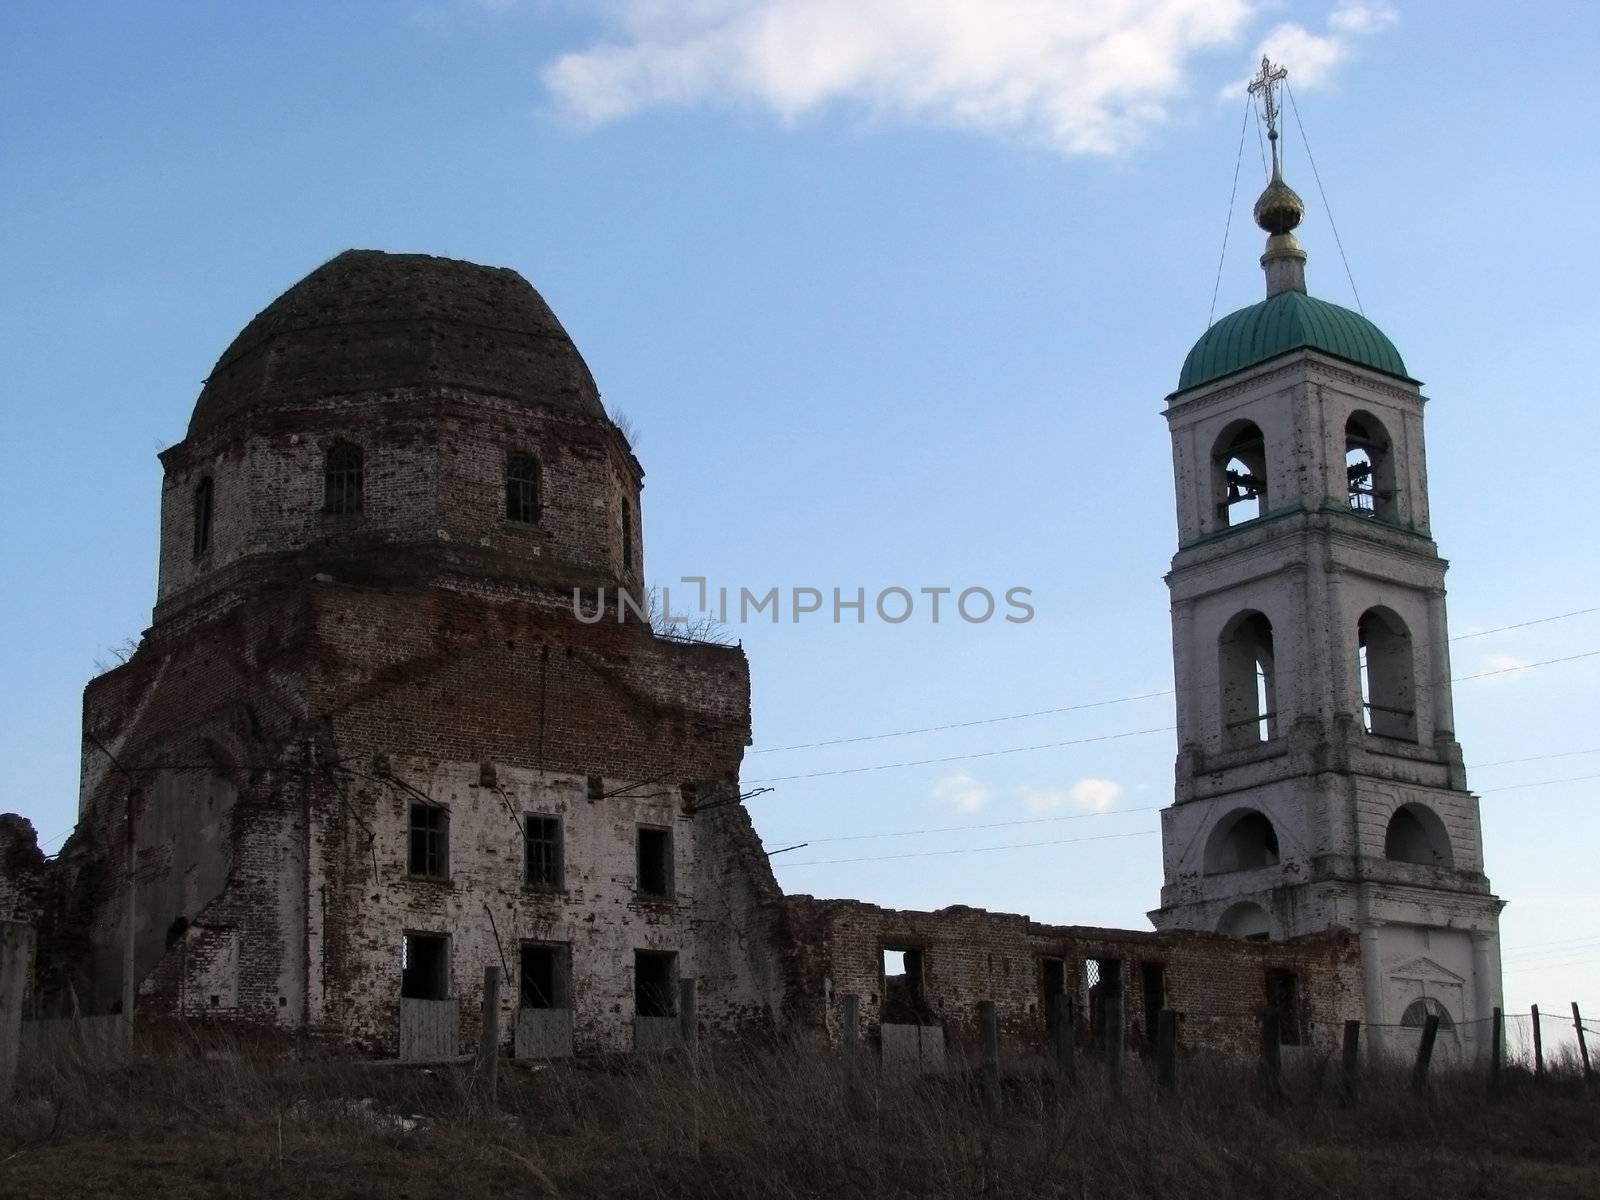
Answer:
xmin=636 ymin=825 xmax=673 ymax=899
xmin=1384 ymin=803 xmax=1453 ymax=867
xmin=1217 ymin=901 xmax=1272 ymax=940
xmin=1345 ymin=412 xmax=1396 ymax=519
xmin=1041 ymin=956 xmax=1068 ymax=1028
xmin=524 ymin=814 xmax=563 ymax=891
xmin=1401 ymin=996 xmax=1454 ymax=1032
xmin=621 ymin=498 xmax=634 ymax=571
xmin=1358 ymin=607 xmax=1418 ymax=740
xmin=519 ymin=943 xmax=569 ymax=1009
xmin=1219 ymin=611 xmax=1277 ymax=747
xmin=635 ymin=949 xmax=677 ymax=1017
xmin=882 ymin=947 xmax=930 ymax=1024
xmin=192 ymin=477 xmax=214 ymax=557
xmin=1085 ymin=958 xmax=1122 ymax=1046
xmin=1265 ymin=969 xmax=1302 ymax=1045
xmin=1141 ymin=961 xmax=1168 ymax=1043
xmin=506 ymin=452 xmax=541 ymax=524
xmin=408 ymin=802 xmax=449 ymax=879
xmin=1204 ymin=809 xmax=1281 ymax=875
xmin=165 ymin=915 xmax=190 ymax=949
xmin=323 ymin=441 xmax=364 ymax=515
xmin=401 ymin=932 xmax=449 ymax=1000
xmin=1212 ymin=421 xmax=1269 ymax=527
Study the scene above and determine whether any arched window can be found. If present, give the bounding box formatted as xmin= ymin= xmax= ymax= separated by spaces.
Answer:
xmin=621 ymin=498 xmax=634 ymax=572
xmin=324 ymin=442 xmax=364 ymax=515
xmin=1385 ymin=803 xmax=1453 ymax=867
xmin=1219 ymin=611 xmax=1276 ymax=747
xmin=192 ymin=477 xmax=214 ymax=557
xmin=1358 ymin=607 xmax=1417 ymax=740
xmin=1204 ymin=809 xmax=1281 ymax=875
xmin=1345 ymin=412 xmax=1396 ymax=520
xmin=1401 ymin=996 xmax=1454 ymax=1032
xmin=1212 ymin=421 xmax=1268 ymax=528
xmin=1217 ymin=901 xmax=1271 ymax=940
xmin=506 ymin=453 xmax=540 ymax=524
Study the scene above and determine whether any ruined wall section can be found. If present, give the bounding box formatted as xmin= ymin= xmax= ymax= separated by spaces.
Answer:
xmin=72 ymin=593 xmax=318 ymax=1020
xmin=0 ymin=816 xmax=47 ymax=925
xmin=301 ymin=579 xmax=767 ymax=1054
xmin=784 ymin=896 xmax=1363 ymax=1061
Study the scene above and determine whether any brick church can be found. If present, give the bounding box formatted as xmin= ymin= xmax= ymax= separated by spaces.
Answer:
xmin=2 ymin=77 xmax=1501 ymax=1063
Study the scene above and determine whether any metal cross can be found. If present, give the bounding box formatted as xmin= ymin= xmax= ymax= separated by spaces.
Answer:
xmin=1247 ymin=55 xmax=1289 ymax=171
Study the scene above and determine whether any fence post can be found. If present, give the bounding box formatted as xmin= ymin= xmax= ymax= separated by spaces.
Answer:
xmin=841 ymin=993 xmax=859 ymax=1058
xmin=1260 ymin=1006 xmax=1283 ymax=1101
xmin=475 ymin=965 xmax=500 ymax=1105
xmin=1105 ymin=991 xmax=1124 ymax=1095
xmin=1411 ymin=1013 xmax=1439 ymax=1098
xmin=1051 ymin=991 xmax=1076 ymax=1086
xmin=1489 ymin=1007 xmax=1503 ymax=1097
xmin=978 ymin=1000 xmax=1001 ymax=1116
xmin=1155 ymin=1009 xmax=1178 ymax=1090
xmin=679 ymin=977 xmax=698 ymax=1055
xmin=1340 ymin=1020 xmax=1361 ymax=1103
xmin=0 ymin=921 xmax=34 ymax=1103
xmin=1532 ymin=1004 xmax=1545 ymax=1080
xmin=1573 ymin=1003 xmax=1594 ymax=1086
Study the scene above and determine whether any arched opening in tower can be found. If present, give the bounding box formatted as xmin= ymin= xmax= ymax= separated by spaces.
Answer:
xmin=1204 ymin=809 xmax=1281 ymax=874
xmin=1384 ymin=803 xmax=1453 ymax=867
xmin=1345 ymin=411 xmax=1396 ymax=519
xmin=1211 ymin=420 xmax=1269 ymax=528
xmin=1218 ymin=611 xmax=1276 ymax=747
xmin=1358 ymin=606 xmax=1418 ymax=741
xmin=1216 ymin=900 xmax=1272 ymax=940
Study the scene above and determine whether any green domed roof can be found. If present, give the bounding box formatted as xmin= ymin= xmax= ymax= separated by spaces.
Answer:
xmin=1177 ymin=290 xmax=1410 ymax=393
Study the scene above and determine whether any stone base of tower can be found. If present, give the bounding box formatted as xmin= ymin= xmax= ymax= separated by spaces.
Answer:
xmin=1151 ymin=877 xmax=1503 ymax=1062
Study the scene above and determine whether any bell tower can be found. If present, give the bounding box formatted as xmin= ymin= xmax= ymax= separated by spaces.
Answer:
xmin=1150 ymin=60 xmax=1503 ymax=1058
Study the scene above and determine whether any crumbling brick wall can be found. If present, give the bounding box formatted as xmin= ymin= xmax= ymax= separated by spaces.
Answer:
xmin=782 ymin=895 xmax=1363 ymax=1062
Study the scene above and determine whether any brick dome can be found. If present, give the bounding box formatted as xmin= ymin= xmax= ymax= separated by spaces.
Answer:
xmin=189 ymin=250 xmax=605 ymax=438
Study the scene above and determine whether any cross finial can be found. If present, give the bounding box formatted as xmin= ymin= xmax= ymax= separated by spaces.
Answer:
xmin=1247 ymin=55 xmax=1289 ymax=176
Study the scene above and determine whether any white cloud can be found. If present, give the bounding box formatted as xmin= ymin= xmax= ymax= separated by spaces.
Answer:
xmin=1022 ymin=777 xmax=1123 ymax=814
xmin=543 ymin=0 xmax=1263 ymax=155
xmin=1227 ymin=1 xmax=1397 ymax=96
xmin=932 ymin=771 xmax=992 ymax=813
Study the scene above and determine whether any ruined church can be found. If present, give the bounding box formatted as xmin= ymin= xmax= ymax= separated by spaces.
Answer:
xmin=1 ymin=72 xmax=1502 ymax=1065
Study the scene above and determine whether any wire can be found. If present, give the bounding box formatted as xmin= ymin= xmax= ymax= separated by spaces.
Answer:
xmin=799 ymin=805 xmax=1164 ymax=846
xmin=1208 ymin=94 xmax=1253 ymax=330
xmin=1454 ymin=649 xmax=1600 ymax=682
xmin=1472 ymin=747 xmax=1600 ymax=770
xmin=750 ymin=689 xmax=1172 ymax=756
xmin=1285 ymin=82 xmax=1362 ymax=314
xmin=746 ymin=726 xmax=1176 ymax=785
xmin=1452 ymin=605 xmax=1600 ymax=640
xmin=1479 ymin=772 xmax=1600 ymax=794
xmin=747 ymin=605 xmax=1596 ymax=758
xmin=777 ymin=828 xmax=1158 ymax=868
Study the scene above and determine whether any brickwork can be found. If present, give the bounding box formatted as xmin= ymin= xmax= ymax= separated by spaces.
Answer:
xmin=784 ymin=896 xmax=1364 ymax=1062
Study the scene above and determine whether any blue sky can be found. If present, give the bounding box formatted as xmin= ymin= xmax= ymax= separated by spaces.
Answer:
xmin=2 ymin=2 xmax=1597 ymax=1020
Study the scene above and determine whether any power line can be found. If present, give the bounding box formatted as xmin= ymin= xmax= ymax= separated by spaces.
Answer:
xmin=749 ymin=648 xmax=1600 ymax=785
xmin=746 ymin=726 xmax=1176 ymax=785
xmin=1472 ymin=747 xmax=1600 ymax=770
xmin=747 ymin=605 xmax=1597 ymax=758
xmin=750 ymin=690 xmax=1173 ymax=756
xmin=799 ymin=805 xmax=1164 ymax=846
xmin=1452 ymin=605 xmax=1600 ymax=641
xmin=777 ymin=828 xmax=1158 ymax=869
xmin=1479 ymin=772 xmax=1600 ymax=795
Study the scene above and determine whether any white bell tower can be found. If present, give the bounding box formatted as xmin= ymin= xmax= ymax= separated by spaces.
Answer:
xmin=1150 ymin=59 xmax=1503 ymax=1058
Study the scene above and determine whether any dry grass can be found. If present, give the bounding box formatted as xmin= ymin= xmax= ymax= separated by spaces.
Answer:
xmin=4 ymin=1035 xmax=1599 ymax=1199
